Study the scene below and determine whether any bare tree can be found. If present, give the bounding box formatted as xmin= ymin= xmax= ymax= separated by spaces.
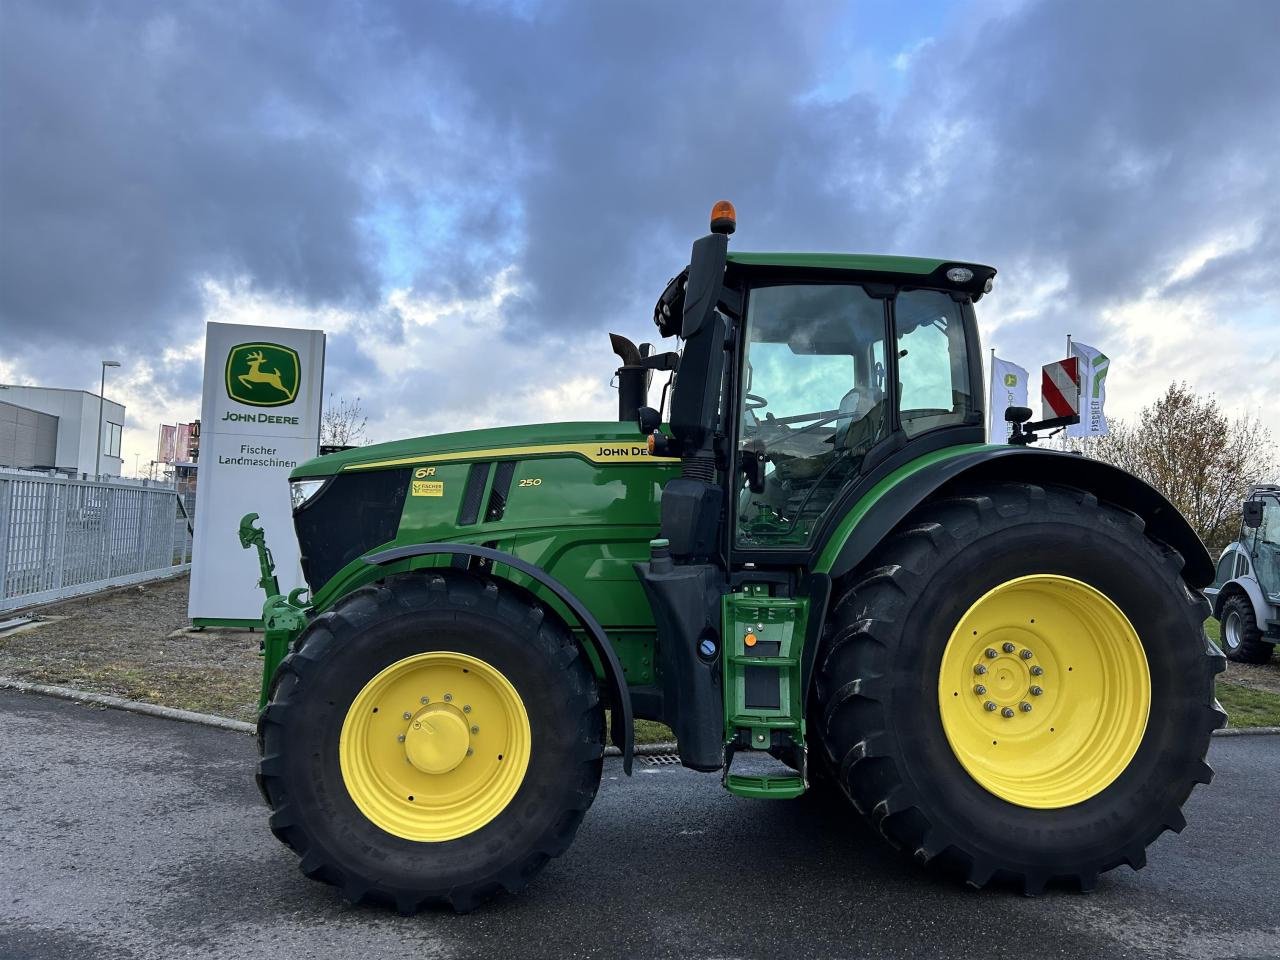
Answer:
xmin=1066 ymin=382 xmax=1276 ymax=551
xmin=321 ymin=394 xmax=369 ymax=447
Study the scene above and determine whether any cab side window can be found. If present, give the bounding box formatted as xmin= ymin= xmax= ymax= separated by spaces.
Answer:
xmin=895 ymin=290 xmax=974 ymax=437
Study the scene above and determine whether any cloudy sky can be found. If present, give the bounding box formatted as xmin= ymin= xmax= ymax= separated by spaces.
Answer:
xmin=2 ymin=0 xmax=1277 ymax=474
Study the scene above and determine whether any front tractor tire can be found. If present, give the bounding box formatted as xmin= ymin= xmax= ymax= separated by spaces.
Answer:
xmin=1219 ymin=593 xmax=1274 ymax=664
xmin=813 ymin=481 xmax=1225 ymax=894
xmin=256 ymin=571 xmax=605 ymax=913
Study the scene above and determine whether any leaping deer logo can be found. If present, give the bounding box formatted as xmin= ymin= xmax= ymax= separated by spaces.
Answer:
xmin=238 ymin=350 xmax=291 ymax=397
xmin=225 ymin=342 xmax=301 ymax=407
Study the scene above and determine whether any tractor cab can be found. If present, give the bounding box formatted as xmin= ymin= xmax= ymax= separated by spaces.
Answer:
xmin=639 ymin=202 xmax=991 ymax=560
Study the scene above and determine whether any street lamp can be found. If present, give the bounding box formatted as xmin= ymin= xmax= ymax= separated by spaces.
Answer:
xmin=96 ymin=360 xmax=121 ymax=480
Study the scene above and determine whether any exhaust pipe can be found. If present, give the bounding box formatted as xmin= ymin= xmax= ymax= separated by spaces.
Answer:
xmin=610 ymin=334 xmax=652 ymax=423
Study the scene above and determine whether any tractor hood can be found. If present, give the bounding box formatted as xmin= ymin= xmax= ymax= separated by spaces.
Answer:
xmin=291 ymin=421 xmax=668 ymax=480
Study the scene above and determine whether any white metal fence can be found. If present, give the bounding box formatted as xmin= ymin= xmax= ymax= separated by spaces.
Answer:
xmin=0 ymin=472 xmax=192 ymax=612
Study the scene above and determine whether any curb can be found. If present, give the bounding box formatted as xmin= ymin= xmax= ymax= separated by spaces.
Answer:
xmin=2 ymin=677 xmax=1276 ymax=744
xmin=609 ymin=741 xmax=679 ymax=757
xmin=0 ymin=677 xmax=255 ymax=734
xmin=1211 ymin=725 xmax=1280 ymax=737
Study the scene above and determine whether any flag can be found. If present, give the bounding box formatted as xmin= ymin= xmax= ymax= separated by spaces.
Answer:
xmin=156 ymin=424 xmax=177 ymax=464
xmin=988 ymin=356 xmax=1029 ymax=443
xmin=1065 ymin=342 xmax=1110 ymax=437
xmin=1041 ymin=357 xmax=1080 ymax=420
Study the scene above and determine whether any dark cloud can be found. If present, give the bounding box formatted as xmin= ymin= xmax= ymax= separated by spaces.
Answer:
xmin=2 ymin=0 xmax=1277 ymax=420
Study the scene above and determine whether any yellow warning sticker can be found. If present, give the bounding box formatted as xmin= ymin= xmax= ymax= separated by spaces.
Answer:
xmin=411 ymin=480 xmax=444 ymax=497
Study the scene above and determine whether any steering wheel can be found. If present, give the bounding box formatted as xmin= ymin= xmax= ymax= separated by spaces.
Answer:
xmin=744 ymin=393 xmax=768 ymax=412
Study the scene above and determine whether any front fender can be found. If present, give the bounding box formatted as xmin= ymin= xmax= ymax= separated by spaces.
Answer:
xmin=363 ymin=542 xmax=635 ymax=774
xmin=817 ymin=446 xmax=1213 ymax=589
xmin=1213 ymin=576 xmax=1269 ymax=622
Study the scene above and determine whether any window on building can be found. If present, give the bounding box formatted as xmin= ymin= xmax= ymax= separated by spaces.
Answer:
xmin=106 ymin=421 xmax=123 ymax=459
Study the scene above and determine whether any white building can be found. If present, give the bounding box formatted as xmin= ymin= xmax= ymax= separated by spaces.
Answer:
xmin=0 ymin=384 xmax=126 ymax=477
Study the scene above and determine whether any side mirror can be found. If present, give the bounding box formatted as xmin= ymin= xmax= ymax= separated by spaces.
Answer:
xmin=682 ymin=232 xmax=729 ymax=338
xmin=1005 ymin=406 xmax=1033 ymax=424
xmin=741 ymin=445 xmax=767 ymax=495
xmin=1243 ymin=500 xmax=1265 ymax=529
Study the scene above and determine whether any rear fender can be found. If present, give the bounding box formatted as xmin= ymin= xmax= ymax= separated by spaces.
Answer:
xmin=363 ymin=543 xmax=635 ymax=774
xmin=818 ymin=446 xmax=1213 ymax=589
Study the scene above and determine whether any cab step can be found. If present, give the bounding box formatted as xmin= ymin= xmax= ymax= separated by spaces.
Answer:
xmin=722 ymin=749 xmax=806 ymax=799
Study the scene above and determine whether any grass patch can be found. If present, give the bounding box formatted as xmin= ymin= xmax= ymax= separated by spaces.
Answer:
xmin=1204 ymin=618 xmax=1221 ymax=644
xmin=1215 ymin=682 xmax=1280 ymax=728
xmin=633 ymin=719 xmax=675 ymax=745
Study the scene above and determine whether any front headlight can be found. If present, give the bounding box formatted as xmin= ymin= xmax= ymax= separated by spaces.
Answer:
xmin=290 ymin=478 xmax=330 ymax=512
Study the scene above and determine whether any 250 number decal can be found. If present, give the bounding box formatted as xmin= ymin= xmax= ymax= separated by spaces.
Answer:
xmin=518 ymin=477 xmax=542 ymax=487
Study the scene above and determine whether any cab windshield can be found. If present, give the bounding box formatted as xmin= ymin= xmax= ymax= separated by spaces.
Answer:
xmin=736 ymin=283 xmax=973 ymax=548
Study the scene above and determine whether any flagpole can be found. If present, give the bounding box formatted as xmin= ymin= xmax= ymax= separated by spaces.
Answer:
xmin=989 ymin=347 xmax=996 ymax=440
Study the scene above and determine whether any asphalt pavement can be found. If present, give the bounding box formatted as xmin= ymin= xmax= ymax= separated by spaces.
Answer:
xmin=1 ymin=688 xmax=1278 ymax=960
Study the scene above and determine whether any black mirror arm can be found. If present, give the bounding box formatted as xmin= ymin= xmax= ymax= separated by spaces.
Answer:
xmin=741 ymin=445 xmax=768 ymax=494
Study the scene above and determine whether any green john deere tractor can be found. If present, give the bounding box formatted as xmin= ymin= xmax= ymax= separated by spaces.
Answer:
xmin=244 ymin=202 xmax=1224 ymax=911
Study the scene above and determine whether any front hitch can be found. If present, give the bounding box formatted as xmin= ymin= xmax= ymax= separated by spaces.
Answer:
xmin=239 ymin=513 xmax=310 ymax=709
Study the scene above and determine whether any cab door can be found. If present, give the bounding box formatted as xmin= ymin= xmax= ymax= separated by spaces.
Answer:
xmin=730 ymin=281 xmax=980 ymax=561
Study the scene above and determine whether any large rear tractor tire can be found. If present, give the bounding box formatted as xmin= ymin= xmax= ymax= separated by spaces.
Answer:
xmin=257 ymin=571 xmax=605 ymax=913
xmin=1219 ymin=593 xmax=1273 ymax=664
xmin=813 ymin=481 xmax=1225 ymax=893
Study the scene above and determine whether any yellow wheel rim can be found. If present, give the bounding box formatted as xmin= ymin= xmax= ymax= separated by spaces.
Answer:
xmin=340 ymin=651 xmax=532 ymax=841
xmin=937 ymin=574 xmax=1150 ymax=808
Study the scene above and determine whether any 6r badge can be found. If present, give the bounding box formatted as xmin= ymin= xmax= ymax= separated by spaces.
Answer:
xmin=225 ymin=342 xmax=301 ymax=407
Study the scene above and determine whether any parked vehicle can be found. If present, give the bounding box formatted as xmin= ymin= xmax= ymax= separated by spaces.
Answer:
xmin=242 ymin=202 xmax=1224 ymax=911
xmin=1207 ymin=485 xmax=1280 ymax=663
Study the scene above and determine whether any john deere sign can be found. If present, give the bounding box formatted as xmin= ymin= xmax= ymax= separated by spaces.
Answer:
xmin=192 ymin=322 xmax=325 ymax=625
xmin=225 ymin=342 xmax=301 ymax=407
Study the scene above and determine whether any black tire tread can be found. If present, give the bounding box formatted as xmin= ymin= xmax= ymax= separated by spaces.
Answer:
xmin=1219 ymin=593 xmax=1273 ymax=664
xmin=813 ymin=481 xmax=1226 ymax=895
xmin=256 ymin=570 xmax=604 ymax=913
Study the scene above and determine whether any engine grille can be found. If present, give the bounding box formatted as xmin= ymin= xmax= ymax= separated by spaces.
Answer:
xmin=293 ymin=469 xmax=409 ymax=592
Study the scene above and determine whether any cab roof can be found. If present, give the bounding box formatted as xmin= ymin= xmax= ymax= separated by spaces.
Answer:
xmin=727 ymin=251 xmax=996 ymax=299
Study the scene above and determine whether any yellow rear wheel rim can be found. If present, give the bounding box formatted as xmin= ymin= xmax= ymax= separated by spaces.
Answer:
xmin=937 ymin=574 xmax=1150 ymax=808
xmin=340 ymin=651 xmax=532 ymax=841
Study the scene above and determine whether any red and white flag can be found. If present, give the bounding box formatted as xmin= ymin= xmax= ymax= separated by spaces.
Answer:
xmin=1041 ymin=357 xmax=1080 ymax=420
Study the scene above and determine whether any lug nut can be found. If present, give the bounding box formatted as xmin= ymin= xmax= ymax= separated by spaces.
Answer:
xmin=973 ymin=684 xmax=987 ymax=695
xmin=984 ymin=701 xmax=997 ymax=712
xmin=984 ymin=647 xmax=998 ymax=659
xmin=1002 ymin=642 xmax=1016 ymax=653
xmin=1030 ymin=665 xmax=1044 ymax=676
xmin=403 ymin=711 xmax=412 ymax=720
xmin=420 ymin=696 xmax=429 ymax=704
xmin=443 ymin=693 xmax=453 ymax=702
xmin=1020 ymin=649 xmax=1033 ymax=660
xmin=466 ymin=747 xmax=474 ymax=757
xmin=1001 ymin=706 xmax=1015 ymax=718
xmin=463 ymin=705 xmax=472 ymax=713
xmin=1030 ymin=685 xmax=1043 ymax=696
xmin=397 ymin=734 xmax=406 ymax=743
xmin=471 ymin=725 xmax=479 ymax=734
xmin=1019 ymin=701 xmax=1033 ymax=713
xmin=974 ymin=664 xmax=988 ymax=675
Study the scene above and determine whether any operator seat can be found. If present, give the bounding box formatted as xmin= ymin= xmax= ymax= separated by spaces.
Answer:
xmin=833 ymin=384 xmax=886 ymax=455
